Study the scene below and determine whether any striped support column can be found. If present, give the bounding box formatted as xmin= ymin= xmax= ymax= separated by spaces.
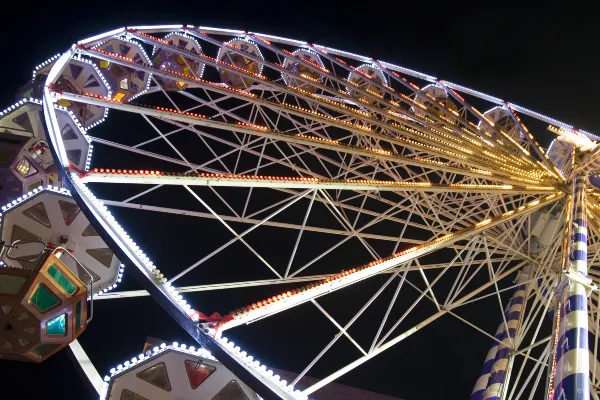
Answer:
xmin=470 ymin=269 xmax=530 ymax=400
xmin=554 ymin=174 xmax=590 ymax=400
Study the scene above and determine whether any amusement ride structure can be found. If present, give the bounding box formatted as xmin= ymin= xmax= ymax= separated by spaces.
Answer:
xmin=1 ymin=24 xmax=600 ymax=400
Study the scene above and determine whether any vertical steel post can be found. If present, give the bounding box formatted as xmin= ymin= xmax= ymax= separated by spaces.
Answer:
xmin=553 ymin=174 xmax=590 ymax=400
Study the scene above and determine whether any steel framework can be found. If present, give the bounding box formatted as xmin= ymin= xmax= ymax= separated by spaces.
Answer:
xmin=34 ymin=24 xmax=600 ymax=400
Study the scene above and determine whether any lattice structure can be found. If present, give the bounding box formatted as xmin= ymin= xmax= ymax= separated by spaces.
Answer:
xmin=16 ymin=24 xmax=600 ymax=400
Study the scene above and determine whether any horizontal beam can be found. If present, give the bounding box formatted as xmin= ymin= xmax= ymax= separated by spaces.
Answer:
xmin=82 ymin=170 xmax=558 ymax=195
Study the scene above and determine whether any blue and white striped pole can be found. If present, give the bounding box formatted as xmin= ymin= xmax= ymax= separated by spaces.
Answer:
xmin=470 ymin=269 xmax=530 ymax=400
xmin=553 ymin=174 xmax=591 ymax=400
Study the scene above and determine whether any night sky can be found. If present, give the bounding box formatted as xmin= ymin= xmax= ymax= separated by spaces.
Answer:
xmin=0 ymin=2 xmax=599 ymax=400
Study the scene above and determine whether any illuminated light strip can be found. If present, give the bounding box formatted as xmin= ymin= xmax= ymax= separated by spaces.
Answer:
xmin=81 ymin=170 xmax=558 ymax=194
xmin=78 ymin=28 xmax=127 ymax=46
xmin=547 ymin=301 xmax=561 ymax=400
xmin=124 ymin=31 xmax=550 ymax=169
xmin=222 ymin=192 xmax=564 ymax=329
xmin=51 ymin=104 xmax=94 ymax=171
xmin=0 ymin=184 xmax=124 ymax=297
xmin=508 ymin=102 xmax=573 ymax=130
xmin=128 ymin=24 xmax=184 ymax=31
xmin=107 ymin=25 xmax=592 ymax=138
xmin=376 ymin=60 xmax=437 ymax=82
xmin=54 ymin=90 xmax=536 ymax=184
xmin=0 ymin=98 xmax=43 ymax=117
xmin=135 ymin=29 xmax=471 ymax=142
xmin=67 ymin=55 xmax=113 ymax=130
xmin=101 ymin=341 xmax=308 ymax=400
xmin=193 ymin=26 xmax=245 ymax=36
xmin=250 ymin=32 xmax=306 ymax=47
xmin=503 ymin=104 xmax=566 ymax=183
xmin=32 ymin=54 xmax=61 ymax=78
xmin=77 ymin=42 xmax=549 ymax=181
xmin=312 ymin=44 xmax=371 ymax=63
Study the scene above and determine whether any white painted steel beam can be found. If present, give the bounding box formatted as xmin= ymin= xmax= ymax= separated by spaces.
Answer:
xmin=82 ymin=171 xmax=558 ymax=195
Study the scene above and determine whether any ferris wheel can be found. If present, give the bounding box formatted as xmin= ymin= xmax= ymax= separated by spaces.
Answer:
xmin=2 ymin=23 xmax=600 ymax=400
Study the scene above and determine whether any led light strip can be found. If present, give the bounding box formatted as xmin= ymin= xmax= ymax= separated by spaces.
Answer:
xmin=157 ymin=32 xmax=207 ymax=79
xmin=101 ymin=340 xmax=308 ymax=400
xmin=0 ymin=98 xmax=43 ymax=116
xmin=32 ymin=54 xmax=61 ymax=78
xmin=63 ymin=172 xmax=303 ymax=400
xmin=81 ymin=169 xmax=558 ymax=194
xmin=55 ymin=90 xmax=546 ymax=185
xmin=0 ymin=184 xmax=124 ymax=297
xmin=221 ymin=193 xmax=563 ymax=330
xmin=81 ymin=36 xmax=550 ymax=178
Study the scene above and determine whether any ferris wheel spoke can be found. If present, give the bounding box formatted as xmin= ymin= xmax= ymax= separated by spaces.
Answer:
xmin=445 ymin=219 xmax=530 ymax=305
xmin=291 ymin=265 xmax=409 ymax=385
xmin=100 ymin=197 xmax=427 ymax=244
xmin=131 ymin=30 xmax=461 ymax=138
xmin=218 ymin=193 xmax=561 ymax=332
xmin=504 ymin=103 xmax=567 ymax=183
xmin=182 ymin=185 xmax=316 ymax=280
xmin=301 ymin=259 xmax=527 ymax=396
xmin=54 ymin=85 xmax=550 ymax=185
xmin=81 ymin=169 xmax=558 ymax=196
xmin=168 ymin=187 xmax=312 ymax=283
xmin=510 ymin=343 xmax=552 ymax=400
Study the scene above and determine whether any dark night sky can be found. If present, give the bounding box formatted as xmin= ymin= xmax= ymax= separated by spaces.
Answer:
xmin=0 ymin=2 xmax=599 ymax=400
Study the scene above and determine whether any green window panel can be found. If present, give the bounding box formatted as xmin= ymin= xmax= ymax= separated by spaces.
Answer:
xmin=46 ymin=313 xmax=66 ymax=336
xmin=47 ymin=264 xmax=77 ymax=295
xmin=30 ymin=284 xmax=59 ymax=312
xmin=75 ymin=300 xmax=82 ymax=329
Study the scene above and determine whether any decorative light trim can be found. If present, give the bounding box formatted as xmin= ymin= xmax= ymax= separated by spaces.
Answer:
xmin=159 ymin=32 xmax=206 ymax=78
xmin=281 ymin=49 xmax=325 ymax=86
xmin=90 ymin=36 xmax=153 ymax=100
xmin=0 ymin=185 xmax=123 ymax=295
xmin=32 ymin=54 xmax=61 ymax=78
xmin=345 ymin=63 xmax=388 ymax=99
xmin=216 ymin=37 xmax=265 ymax=76
xmin=0 ymin=98 xmax=43 ymax=118
xmin=101 ymin=341 xmax=308 ymax=400
xmin=70 ymin=54 xmax=113 ymax=130
xmin=52 ymin=104 xmax=94 ymax=171
xmin=84 ymin=169 xmax=556 ymax=193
